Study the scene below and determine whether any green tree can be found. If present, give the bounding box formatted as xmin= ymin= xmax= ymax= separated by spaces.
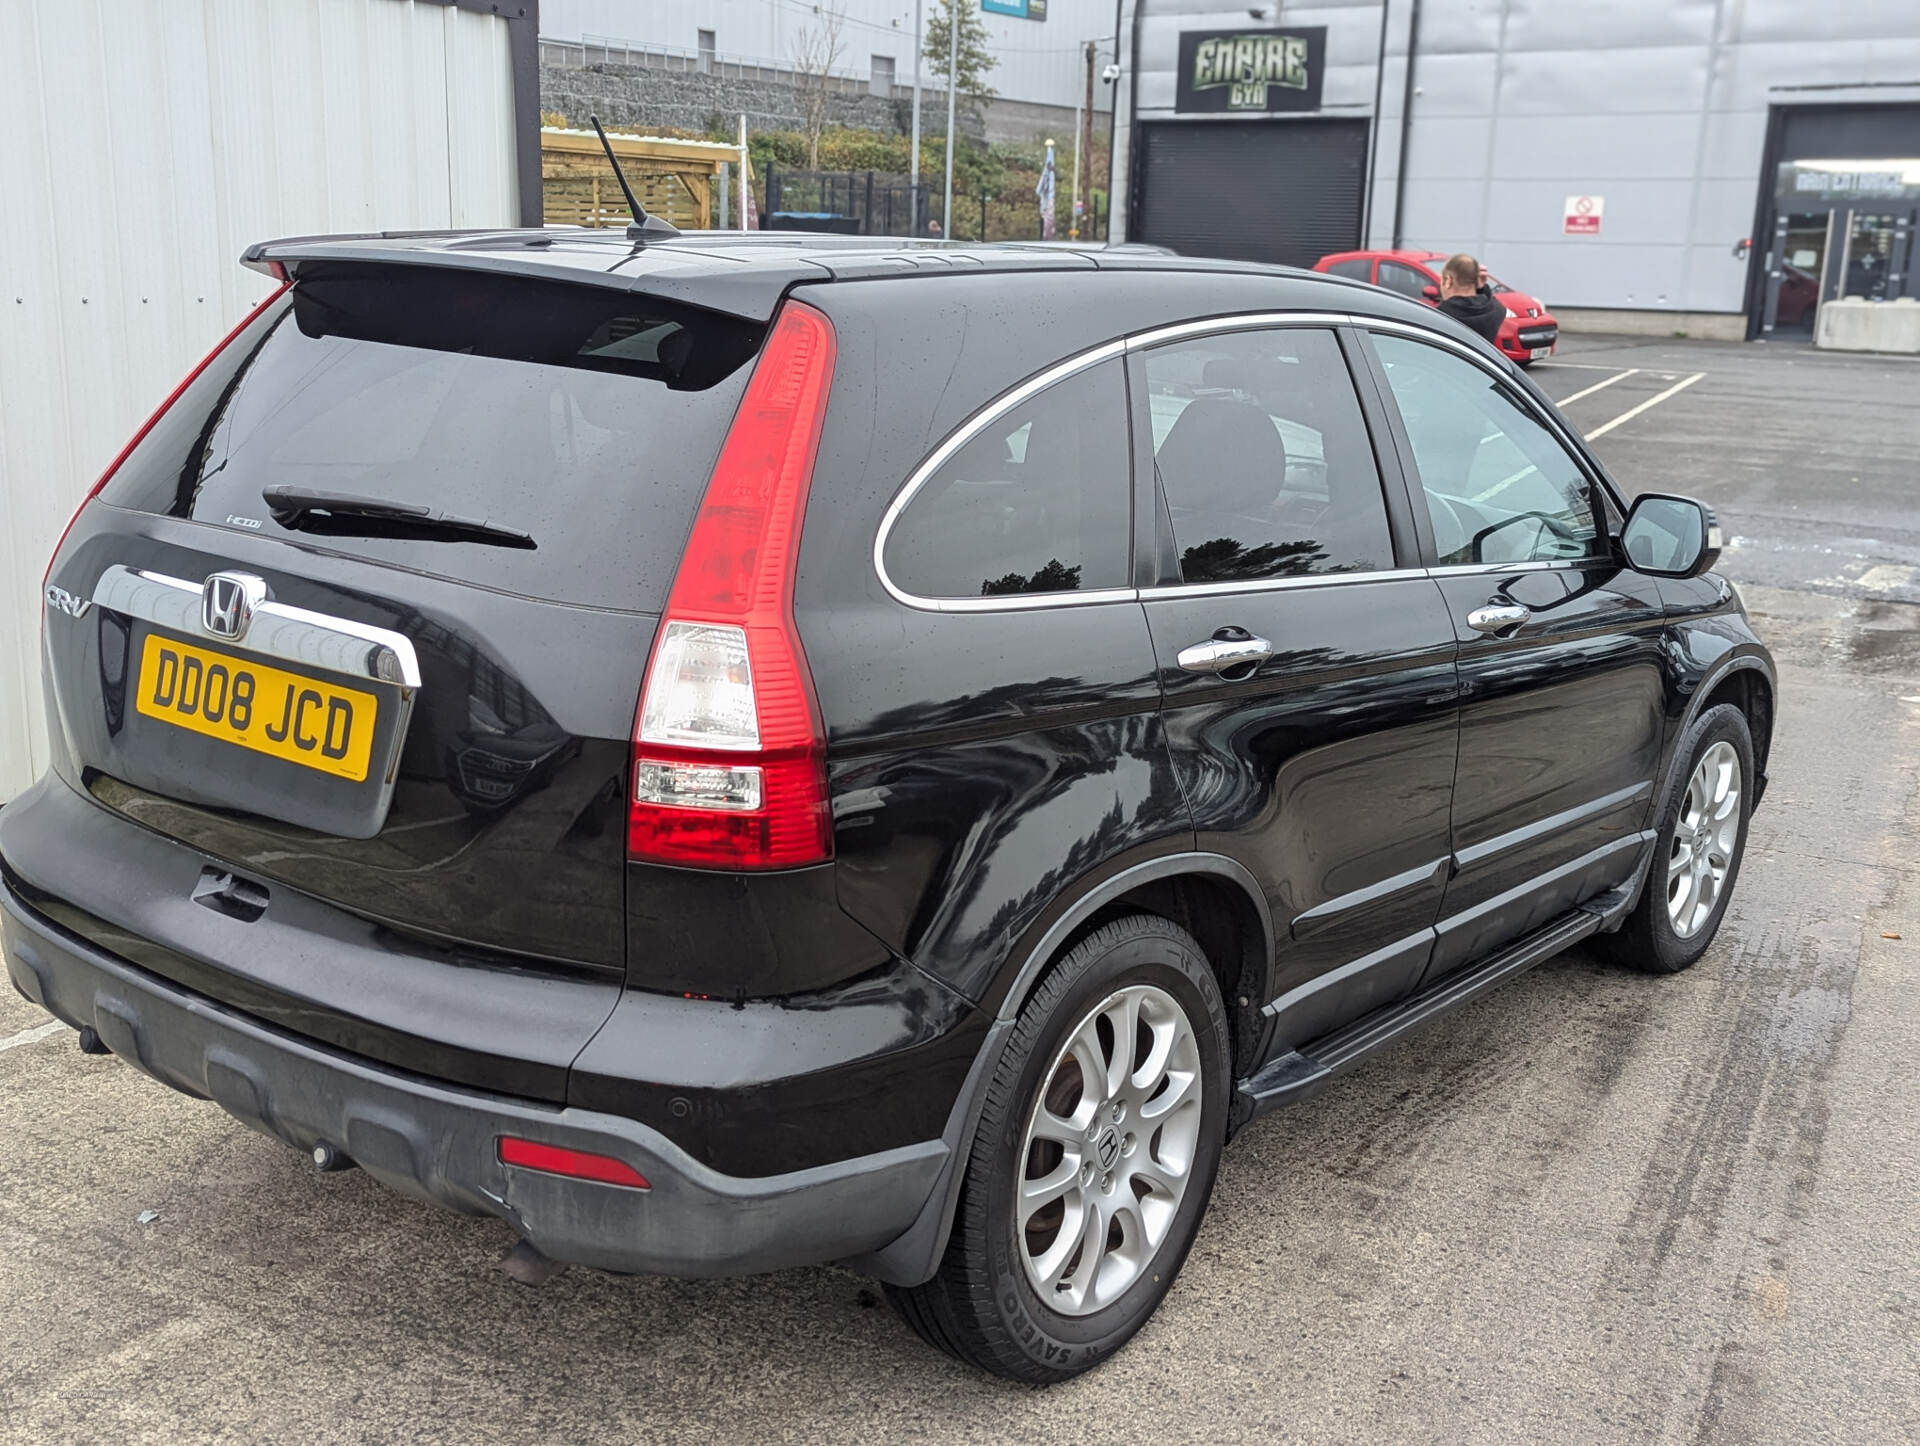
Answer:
xmin=923 ymin=0 xmax=998 ymax=106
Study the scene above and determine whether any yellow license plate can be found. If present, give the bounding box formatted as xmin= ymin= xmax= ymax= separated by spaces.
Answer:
xmin=135 ymin=634 xmax=378 ymax=783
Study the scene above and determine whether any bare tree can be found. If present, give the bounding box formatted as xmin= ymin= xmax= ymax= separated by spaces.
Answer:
xmin=792 ymin=5 xmax=847 ymax=169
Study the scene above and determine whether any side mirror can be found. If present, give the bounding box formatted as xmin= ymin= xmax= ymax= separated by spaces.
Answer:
xmin=1421 ymin=284 xmax=1440 ymax=301
xmin=1620 ymin=493 xmax=1722 ymax=578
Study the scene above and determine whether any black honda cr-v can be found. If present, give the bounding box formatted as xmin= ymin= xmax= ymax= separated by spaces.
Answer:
xmin=5 ymin=232 xmax=1773 ymax=1381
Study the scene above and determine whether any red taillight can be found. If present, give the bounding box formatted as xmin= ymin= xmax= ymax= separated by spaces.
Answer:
xmin=41 ymin=282 xmax=290 ymax=587
xmin=497 ymin=1137 xmax=651 ymax=1190
xmin=628 ymin=300 xmax=836 ymax=871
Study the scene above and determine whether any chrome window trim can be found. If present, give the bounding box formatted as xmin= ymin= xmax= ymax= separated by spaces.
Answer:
xmin=869 ymin=307 xmax=1621 ymax=616
xmin=872 ymin=338 xmax=1132 ymax=613
xmin=1121 ymin=310 xmax=1356 ymax=351
xmin=1147 ymin=567 xmax=1425 ymax=601
xmin=91 ymin=564 xmax=424 ymax=688
xmin=872 ymin=315 xmax=1365 ymax=615
xmin=1424 ymin=560 xmax=1567 ymax=578
xmin=890 ymin=586 xmax=1144 ymax=615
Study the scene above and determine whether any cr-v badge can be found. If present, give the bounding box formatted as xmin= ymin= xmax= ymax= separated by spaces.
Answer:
xmin=44 ymin=584 xmax=91 ymax=620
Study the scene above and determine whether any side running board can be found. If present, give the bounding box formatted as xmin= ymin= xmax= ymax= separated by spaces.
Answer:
xmin=1235 ymin=905 xmax=1607 ymax=1120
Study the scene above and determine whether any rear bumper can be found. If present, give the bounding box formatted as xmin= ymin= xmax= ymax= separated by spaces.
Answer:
xmin=3 ymin=878 xmax=946 ymax=1278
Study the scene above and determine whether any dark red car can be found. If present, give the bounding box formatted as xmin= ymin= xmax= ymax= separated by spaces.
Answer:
xmin=1314 ymin=249 xmax=1558 ymax=365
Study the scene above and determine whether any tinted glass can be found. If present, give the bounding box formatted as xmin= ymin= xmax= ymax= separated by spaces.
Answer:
xmin=1377 ymin=261 xmax=1434 ymax=299
xmin=1370 ymin=333 xmax=1601 ymax=565
xmin=1143 ymin=328 xmax=1392 ymax=582
xmin=883 ymin=359 xmax=1131 ymax=598
xmin=1324 ymin=257 xmax=1373 ymax=280
xmin=99 ymin=264 xmax=766 ymax=611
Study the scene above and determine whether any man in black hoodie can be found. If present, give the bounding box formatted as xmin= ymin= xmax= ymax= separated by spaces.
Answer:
xmin=1436 ymin=252 xmax=1505 ymax=346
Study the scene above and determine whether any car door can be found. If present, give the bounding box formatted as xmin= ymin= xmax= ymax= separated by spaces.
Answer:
xmin=1358 ymin=326 xmax=1668 ymax=981
xmin=1131 ymin=321 xmax=1460 ymax=1055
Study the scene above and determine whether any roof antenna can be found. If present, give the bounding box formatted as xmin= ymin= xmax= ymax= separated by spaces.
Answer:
xmin=589 ymin=114 xmax=681 ymax=243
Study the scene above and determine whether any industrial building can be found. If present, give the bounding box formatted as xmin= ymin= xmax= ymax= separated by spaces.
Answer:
xmin=1110 ymin=0 xmax=1920 ymax=338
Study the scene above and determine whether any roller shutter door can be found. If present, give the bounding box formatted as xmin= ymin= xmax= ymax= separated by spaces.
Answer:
xmin=1135 ymin=119 xmax=1368 ymax=267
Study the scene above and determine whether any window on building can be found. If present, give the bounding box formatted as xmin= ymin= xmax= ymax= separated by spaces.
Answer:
xmin=697 ymin=30 xmax=716 ymax=73
xmin=1142 ymin=328 xmax=1393 ymax=582
xmin=882 ymin=359 xmax=1132 ymax=599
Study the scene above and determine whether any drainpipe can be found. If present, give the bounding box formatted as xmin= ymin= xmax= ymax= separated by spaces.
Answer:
xmin=1391 ymin=0 xmax=1421 ymax=250
xmin=1360 ymin=0 xmax=1392 ymax=246
xmin=1104 ymin=0 xmax=1125 ymax=239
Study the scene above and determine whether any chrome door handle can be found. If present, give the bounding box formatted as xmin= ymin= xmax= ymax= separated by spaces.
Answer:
xmin=1177 ymin=634 xmax=1274 ymax=674
xmin=1466 ymin=603 xmax=1531 ymax=636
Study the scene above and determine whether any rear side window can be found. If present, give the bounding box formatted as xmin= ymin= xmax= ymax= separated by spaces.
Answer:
xmin=1324 ymin=258 xmax=1372 ymax=281
xmin=98 ymin=264 xmax=766 ymax=611
xmin=1142 ymin=328 xmax=1393 ymax=582
xmin=882 ymin=359 xmax=1131 ymax=599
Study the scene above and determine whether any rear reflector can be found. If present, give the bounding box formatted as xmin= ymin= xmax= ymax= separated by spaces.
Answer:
xmin=628 ymin=299 xmax=837 ymax=870
xmin=41 ymin=281 xmax=289 ymax=587
xmin=497 ymin=1137 xmax=651 ymax=1190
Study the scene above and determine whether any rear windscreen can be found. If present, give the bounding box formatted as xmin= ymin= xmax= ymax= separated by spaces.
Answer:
xmin=99 ymin=263 xmax=767 ymax=611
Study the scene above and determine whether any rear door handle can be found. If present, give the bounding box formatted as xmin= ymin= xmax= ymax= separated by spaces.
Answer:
xmin=1177 ymin=634 xmax=1274 ymax=674
xmin=1466 ymin=603 xmax=1531 ymax=636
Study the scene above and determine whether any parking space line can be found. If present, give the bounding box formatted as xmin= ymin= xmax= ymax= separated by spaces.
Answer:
xmin=1586 ymin=372 xmax=1706 ymax=439
xmin=1554 ymin=368 xmax=1638 ymax=405
xmin=0 ymin=1020 xmax=65 ymax=1054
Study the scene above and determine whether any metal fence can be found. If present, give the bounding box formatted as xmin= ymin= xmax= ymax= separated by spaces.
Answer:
xmin=765 ymin=167 xmax=931 ymax=238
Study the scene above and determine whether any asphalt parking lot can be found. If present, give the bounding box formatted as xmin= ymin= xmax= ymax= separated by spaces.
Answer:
xmin=4 ymin=333 xmax=1918 ymax=1445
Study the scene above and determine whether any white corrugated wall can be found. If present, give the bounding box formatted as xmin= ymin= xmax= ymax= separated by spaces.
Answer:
xmin=0 ymin=0 xmax=519 ymax=800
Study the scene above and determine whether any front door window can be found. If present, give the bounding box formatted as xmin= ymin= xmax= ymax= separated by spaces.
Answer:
xmin=1369 ymin=333 xmax=1603 ymax=567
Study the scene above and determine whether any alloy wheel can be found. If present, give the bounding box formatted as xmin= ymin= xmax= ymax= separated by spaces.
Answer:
xmin=1014 ymin=984 xmax=1204 ymax=1317
xmin=1667 ymin=740 xmax=1742 ymax=939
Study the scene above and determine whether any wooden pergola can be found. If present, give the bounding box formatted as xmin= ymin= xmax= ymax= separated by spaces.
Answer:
xmin=540 ymin=128 xmax=739 ymax=230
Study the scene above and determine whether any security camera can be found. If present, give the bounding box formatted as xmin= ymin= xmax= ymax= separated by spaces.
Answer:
xmin=1102 ymin=61 xmax=1121 ymax=82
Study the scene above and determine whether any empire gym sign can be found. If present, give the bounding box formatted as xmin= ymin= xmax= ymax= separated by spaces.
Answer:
xmin=1175 ymin=27 xmax=1326 ymax=114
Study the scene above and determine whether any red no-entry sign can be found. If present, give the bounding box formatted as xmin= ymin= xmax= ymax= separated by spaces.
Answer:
xmin=1565 ymin=195 xmax=1604 ymax=235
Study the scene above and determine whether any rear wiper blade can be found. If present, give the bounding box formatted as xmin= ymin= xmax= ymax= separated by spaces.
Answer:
xmin=261 ymin=486 xmax=536 ymax=549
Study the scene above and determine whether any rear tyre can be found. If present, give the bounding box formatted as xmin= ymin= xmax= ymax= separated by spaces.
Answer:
xmin=886 ymin=914 xmax=1230 ymax=1382
xmin=1595 ymin=703 xmax=1754 ymax=974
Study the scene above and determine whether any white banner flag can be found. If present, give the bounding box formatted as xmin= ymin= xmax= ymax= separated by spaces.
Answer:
xmin=1037 ymin=143 xmax=1057 ymax=241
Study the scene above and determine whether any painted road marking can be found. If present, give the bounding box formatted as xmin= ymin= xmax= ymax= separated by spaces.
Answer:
xmin=0 ymin=1020 xmax=65 ymax=1054
xmin=1586 ymin=372 xmax=1706 ymax=439
xmin=1554 ymin=368 xmax=1639 ymax=405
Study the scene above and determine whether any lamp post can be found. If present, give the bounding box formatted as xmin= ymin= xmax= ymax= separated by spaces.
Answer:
xmin=909 ymin=0 xmax=923 ymax=233
xmin=942 ymin=0 xmax=958 ymax=238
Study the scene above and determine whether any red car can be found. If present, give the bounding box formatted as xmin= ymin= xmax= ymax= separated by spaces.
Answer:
xmin=1313 ymin=249 xmax=1558 ymax=365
